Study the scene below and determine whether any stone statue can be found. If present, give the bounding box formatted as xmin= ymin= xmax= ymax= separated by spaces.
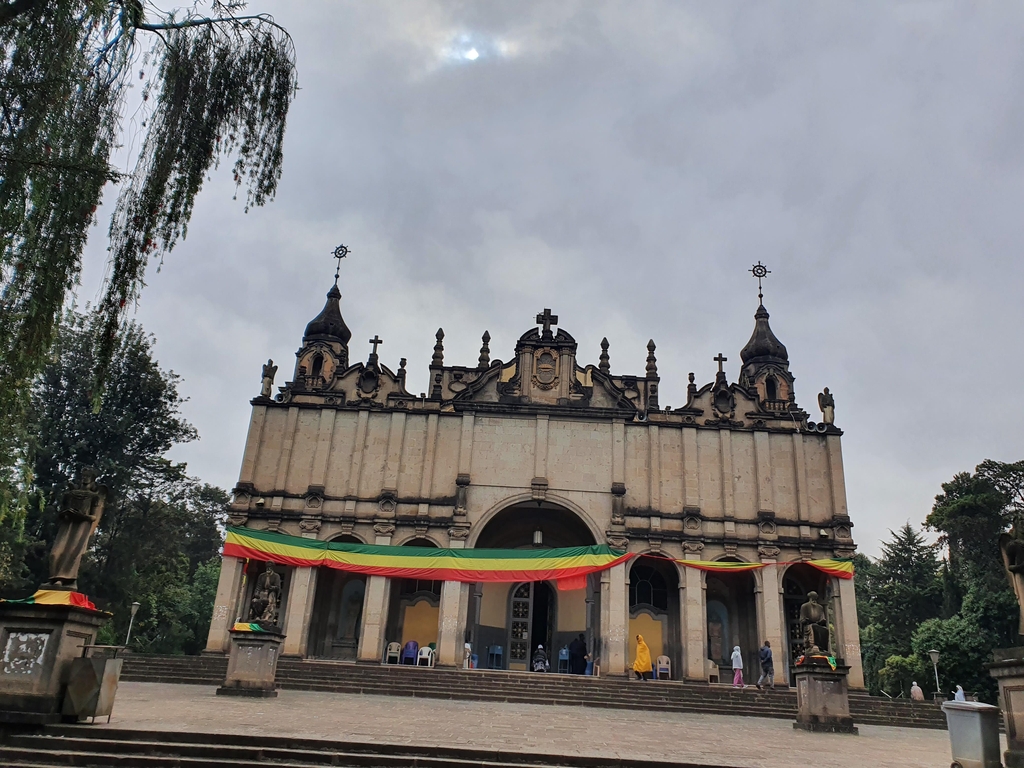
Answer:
xmin=799 ymin=591 xmax=831 ymax=655
xmin=46 ymin=467 xmax=107 ymax=590
xmin=1000 ymin=530 xmax=1024 ymax=636
xmin=817 ymin=388 xmax=835 ymax=425
xmin=260 ymin=359 xmax=278 ymax=398
xmin=248 ymin=562 xmax=282 ymax=626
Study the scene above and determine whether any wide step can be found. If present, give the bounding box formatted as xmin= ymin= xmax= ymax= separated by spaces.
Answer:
xmin=119 ymin=654 xmax=947 ymax=730
xmin=0 ymin=727 xmax=727 ymax=768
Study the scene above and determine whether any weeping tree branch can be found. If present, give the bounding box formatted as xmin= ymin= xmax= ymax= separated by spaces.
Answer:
xmin=0 ymin=0 xmax=41 ymax=27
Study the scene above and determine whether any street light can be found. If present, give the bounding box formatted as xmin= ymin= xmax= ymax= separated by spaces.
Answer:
xmin=928 ymin=649 xmax=941 ymax=693
xmin=125 ymin=601 xmax=141 ymax=647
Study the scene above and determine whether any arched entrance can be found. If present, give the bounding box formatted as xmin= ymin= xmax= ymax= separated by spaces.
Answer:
xmin=783 ymin=563 xmax=830 ymax=683
xmin=629 ymin=555 xmax=680 ymax=678
xmin=306 ymin=535 xmax=366 ymax=660
xmin=470 ymin=500 xmax=598 ymax=672
xmin=705 ymin=563 xmax=759 ymax=681
xmin=384 ymin=538 xmax=442 ymax=656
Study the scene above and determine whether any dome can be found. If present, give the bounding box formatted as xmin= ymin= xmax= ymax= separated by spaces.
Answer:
xmin=303 ymin=284 xmax=351 ymax=345
xmin=739 ymin=304 xmax=788 ymax=365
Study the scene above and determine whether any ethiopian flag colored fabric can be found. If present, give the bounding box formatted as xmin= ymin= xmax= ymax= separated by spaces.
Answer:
xmin=0 ymin=589 xmax=97 ymax=610
xmin=224 ymin=526 xmax=631 ymax=589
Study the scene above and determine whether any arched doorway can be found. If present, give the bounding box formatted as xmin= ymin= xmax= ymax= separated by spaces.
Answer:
xmin=629 ymin=555 xmax=680 ymax=678
xmin=306 ymin=535 xmax=366 ymax=660
xmin=705 ymin=563 xmax=759 ymax=681
xmin=783 ymin=563 xmax=830 ymax=683
xmin=470 ymin=500 xmax=598 ymax=672
xmin=508 ymin=581 xmax=556 ymax=669
xmin=384 ymin=538 xmax=442 ymax=655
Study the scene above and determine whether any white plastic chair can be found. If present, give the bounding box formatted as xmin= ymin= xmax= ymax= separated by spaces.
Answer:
xmin=383 ymin=642 xmax=401 ymax=665
xmin=655 ymin=655 xmax=671 ymax=680
xmin=417 ymin=646 xmax=435 ymax=667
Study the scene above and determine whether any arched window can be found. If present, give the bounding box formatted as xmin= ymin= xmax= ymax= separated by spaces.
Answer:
xmin=310 ymin=353 xmax=324 ymax=378
xmin=629 ymin=565 xmax=668 ymax=611
xmin=765 ymin=375 xmax=778 ymax=401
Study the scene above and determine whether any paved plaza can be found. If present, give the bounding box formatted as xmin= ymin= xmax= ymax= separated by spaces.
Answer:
xmin=96 ymin=682 xmax=966 ymax=768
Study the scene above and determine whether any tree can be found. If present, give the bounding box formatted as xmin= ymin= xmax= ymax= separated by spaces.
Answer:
xmin=856 ymin=524 xmax=942 ymax=694
xmin=0 ymin=1 xmax=297 ymax=512
xmin=922 ymin=462 xmax=1023 ymax=702
xmin=2 ymin=309 xmax=226 ymax=654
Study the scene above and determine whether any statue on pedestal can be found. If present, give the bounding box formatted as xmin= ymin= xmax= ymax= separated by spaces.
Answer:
xmin=248 ymin=562 xmax=282 ymax=627
xmin=46 ymin=467 xmax=107 ymax=590
xmin=1000 ymin=529 xmax=1024 ymax=636
xmin=799 ymin=591 xmax=831 ymax=655
xmin=817 ymin=388 xmax=835 ymax=425
xmin=260 ymin=359 xmax=278 ymax=399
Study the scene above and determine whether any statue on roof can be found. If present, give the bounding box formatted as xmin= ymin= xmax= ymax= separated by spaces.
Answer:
xmin=261 ymin=359 xmax=278 ymax=398
xmin=817 ymin=388 xmax=835 ymax=425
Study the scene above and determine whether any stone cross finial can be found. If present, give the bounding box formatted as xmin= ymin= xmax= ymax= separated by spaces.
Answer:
xmin=599 ymin=337 xmax=610 ymax=374
xmin=714 ymin=353 xmax=728 ymax=373
xmin=536 ymin=308 xmax=558 ymax=337
xmin=431 ymin=328 xmax=445 ymax=367
xmin=478 ymin=331 xmax=491 ymax=369
xmin=369 ymin=335 xmax=383 ymax=355
xmin=646 ymin=340 xmax=658 ymax=377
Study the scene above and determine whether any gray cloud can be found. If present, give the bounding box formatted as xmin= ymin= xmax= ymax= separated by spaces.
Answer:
xmin=79 ymin=1 xmax=1024 ymax=555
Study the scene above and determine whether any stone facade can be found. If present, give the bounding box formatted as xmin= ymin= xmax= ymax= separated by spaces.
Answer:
xmin=206 ymin=283 xmax=864 ymax=687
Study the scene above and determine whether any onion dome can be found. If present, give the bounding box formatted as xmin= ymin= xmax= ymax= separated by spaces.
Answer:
xmin=740 ymin=303 xmax=788 ymax=366
xmin=303 ymin=284 xmax=351 ymax=345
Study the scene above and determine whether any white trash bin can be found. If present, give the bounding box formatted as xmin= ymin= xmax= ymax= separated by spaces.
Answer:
xmin=941 ymin=700 xmax=1001 ymax=768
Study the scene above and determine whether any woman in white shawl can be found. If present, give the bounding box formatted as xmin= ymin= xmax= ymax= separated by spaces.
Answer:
xmin=731 ymin=646 xmax=744 ymax=688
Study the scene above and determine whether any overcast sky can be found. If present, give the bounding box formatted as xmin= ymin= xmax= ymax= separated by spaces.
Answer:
xmin=80 ymin=1 xmax=1024 ymax=557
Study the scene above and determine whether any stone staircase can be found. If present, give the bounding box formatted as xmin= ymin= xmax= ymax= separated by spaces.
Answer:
xmin=0 ymin=725 xmax=724 ymax=768
xmin=119 ymin=654 xmax=947 ymax=730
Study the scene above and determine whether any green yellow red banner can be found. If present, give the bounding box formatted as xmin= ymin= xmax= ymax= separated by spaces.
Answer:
xmin=224 ymin=526 xmax=632 ymax=590
xmin=224 ymin=526 xmax=853 ymax=587
xmin=0 ymin=589 xmax=97 ymax=610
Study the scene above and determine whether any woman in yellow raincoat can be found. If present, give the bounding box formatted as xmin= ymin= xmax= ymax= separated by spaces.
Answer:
xmin=633 ymin=634 xmax=653 ymax=681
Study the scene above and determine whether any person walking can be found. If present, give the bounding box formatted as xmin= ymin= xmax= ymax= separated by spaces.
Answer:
xmin=731 ymin=645 xmax=745 ymax=688
xmin=756 ymin=640 xmax=774 ymax=690
xmin=954 ymin=685 xmax=966 ymax=701
xmin=633 ymin=634 xmax=653 ymax=681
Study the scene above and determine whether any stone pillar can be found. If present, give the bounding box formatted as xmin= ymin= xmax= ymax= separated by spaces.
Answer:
xmin=834 ymin=576 xmax=865 ymax=689
xmin=217 ymin=628 xmax=285 ymax=698
xmin=357 ymin=526 xmax=394 ymax=663
xmin=599 ymin=561 xmax=628 ymax=676
xmin=989 ymin=649 xmax=1024 ymax=768
xmin=281 ymin=566 xmax=318 ymax=657
xmin=758 ymin=562 xmax=787 ymax=686
xmin=792 ymin=660 xmax=857 ymax=734
xmin=682 ymin=555 xmax=706 ymax=682
xmin=205 ymin=555 xmax=245 ymax=653
xmin=437 ymin=581 xmax=469 ymax=667
xmin=437 ymin=536 xmax=469 ymax=667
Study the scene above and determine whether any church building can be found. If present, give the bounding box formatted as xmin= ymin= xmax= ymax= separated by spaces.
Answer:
xmin=205 ymin=265 xmax=864 ymax=688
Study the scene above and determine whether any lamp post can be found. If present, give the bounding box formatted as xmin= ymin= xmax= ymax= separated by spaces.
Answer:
xmin=928 ymin=649 xmax=940 ymax=694
xmin=125 ymin=601 xmax=141 ymax=648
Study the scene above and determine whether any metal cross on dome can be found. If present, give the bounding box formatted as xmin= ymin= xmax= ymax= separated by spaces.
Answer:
xmin=332 ymin=244 xmax=350 ymax=285
xmin=750 ymin=261 xmax=771 ymax=302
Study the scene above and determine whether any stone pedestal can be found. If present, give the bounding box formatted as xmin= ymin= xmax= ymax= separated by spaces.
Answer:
xmin=216 ymin=628 xmax=284 ymax=698
xmin=792 ymin=658 xmax=858 ymax=734
xmin=0 ymin=602 xmax=109 ymax=724
xmin=989 ymin=648 xmax=1024 ymax=767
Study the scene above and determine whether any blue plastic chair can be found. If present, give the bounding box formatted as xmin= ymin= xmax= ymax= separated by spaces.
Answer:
xmin=487 ymin=645 xmax=503 ymax=669
xmin=401 ymin=640 xmax=419 ymax=665
xmin=557 ymin=647 xmax=570 ymax=673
